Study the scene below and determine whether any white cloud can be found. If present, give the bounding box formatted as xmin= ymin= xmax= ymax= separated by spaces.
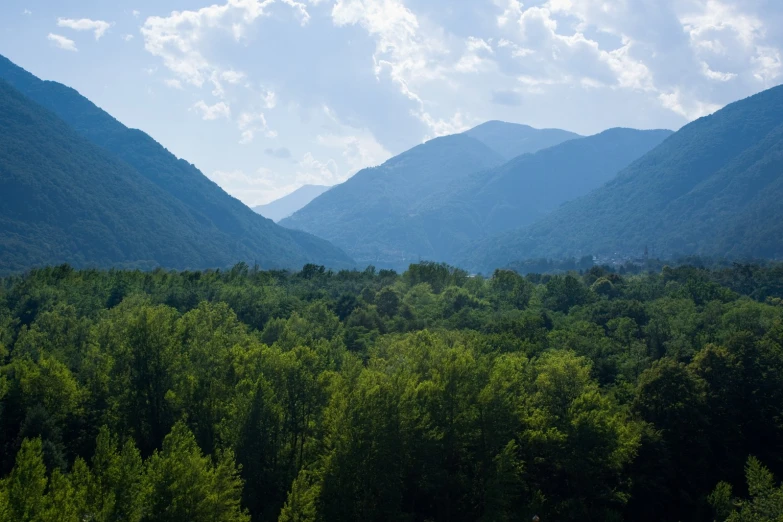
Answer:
xmin=221 ymin=69 xmax=246 ymax=84
xmin=23 ymin=9 xmax=32 ymax=15
xmin=659 ymin=88 xmax=721 ymax=119
xmin=141 ymin=0 xmax=308 ymax=88
xmin=47 ymin=33 xmax=78 ymax=52
xmin=316 ymin=132 xmax=389 ymax=173
xmin=417 ymin=111 xmax=473 ymax=139
xmin=700 ymin=61 xmax=737 ymax=82
xmin=141 ymin=2 xmax=267 ymax=87
xmin=454 ymin=37 xmax=495 ymax=73
xmin=57 ymin=18 xmax=113 ymax=40
xmin=123 ymin=34 xmax=135 ymax=42
xmin=753 ymin=46 xmax=783 ymax=84
xmin=331 ymin=0 xmax=448 ymax=105
xmin=192 ymin=100 xmax=231 ymax=120
xmin=496 ymin=0 xmax=523 ymax=28
xmin=281 ymin=0 xmax=311 ymax=25
xmin=132 ymin=10 xmax=141 ymax=18
xmin=237 ymin=112 xmax=277 ymax=143
xmin=312 ymin=105 xmax=391 ymax=174
xmin=485 ymin=0 xmax=783 ymax=119
xmin=260 ymin=88 xmax=277 ymax=109
xmin=164 ymin=78 xmax=183 ymax=89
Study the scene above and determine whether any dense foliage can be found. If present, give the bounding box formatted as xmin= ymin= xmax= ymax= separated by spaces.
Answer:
xmin=465 ymin=83 xmax=783 ymax=271
xmin=1 ymin=261 xmax=782 ymax=521
xmin=0 ymin=55 xmax=353 ymax=273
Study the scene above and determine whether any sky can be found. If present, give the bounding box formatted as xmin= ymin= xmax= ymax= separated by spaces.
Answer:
xmin=2 ymin=0 xmax=783 ymax=206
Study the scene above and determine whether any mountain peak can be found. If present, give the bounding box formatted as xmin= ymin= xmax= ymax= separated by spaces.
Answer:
xmin=463 ymin=120 xmax=582 ymax=159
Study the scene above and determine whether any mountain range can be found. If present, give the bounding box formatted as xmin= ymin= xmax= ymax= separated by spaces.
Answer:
xmin=3 ymin=52 xmax=783 ymax=276
xmin=253 ymin=184 xmax=331 ymax=222
xmin=0 ymin=55 xmax=354 ymax=273
xmin=281 ymin=123 xmax=671 ymax=268
xmin=461 ymin=83 xmax=783 ymax=272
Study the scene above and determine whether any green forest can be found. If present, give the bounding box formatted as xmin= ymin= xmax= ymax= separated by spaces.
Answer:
xmin=1 ymin=262 xmax=782 ymax=521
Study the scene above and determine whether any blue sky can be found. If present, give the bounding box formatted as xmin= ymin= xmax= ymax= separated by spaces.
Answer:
xmin=2 ymin=0 xmax=782 ymax=206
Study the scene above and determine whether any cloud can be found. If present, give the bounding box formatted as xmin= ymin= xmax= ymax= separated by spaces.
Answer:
xmin=23 ymin=9 xmax=32 ymax=15
xmin=700 ymin=61 xmax=737 ymax=82
xmin=221 ymin=69 xmax=246 ymax=84
xmin=417 ymin=111 xmax=474 ymax=140
xmin=57 ymin=18 xmax=113 ymax=40
xmin=141 ymin=0 xmax=309 ymax=88
xmin=132 ymin=10 xmax=141 ymax=18
xmin=123 ymin=34 xmax=135 ymax=42
xmin=658 ymin=88 xmax=722 ymax=120
xmin=47 ymin=34 xmax=78 ymax=52
xmin=281 ymin=0 xmax=311 ymax=25
xmin=331 ymin=0 xmax=451 ymax=135
xmin=192 ymin=100 xmax=231 ymax=120
xmin=265 ymin=147 xmax=292 ymax=159
xmin=316 ymin=133 xmax=389 ymax=173
xmin=312 ymin=105 xmax=392 ymax=173
xmin=296 ymin=152 xmax=341 ymax=185
xmin=454 ymin=37 xmax=495 ymax=73
xmin=260 ymin=88 xmax=277 ymax=109
xmin=164 ymin=78 xmax=183 ymax=89
xmin=535 ymin=0 xmax=783 ymax=115
xmin=237 ymin=112 xmax=277 ymax=144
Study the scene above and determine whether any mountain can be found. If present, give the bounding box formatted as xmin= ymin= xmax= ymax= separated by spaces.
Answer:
xmin=407 ymin=127 xmax=673 ymax=263
xmin=280 ymin=134 xmax=507 ymax=267
xmin=462 ymin=84 xmax=783 ymax=272
xmin=463 ymin=120 xmax=581 ymax=159
xmin=253 ymin=185 xmax=331 ymax=222
xmin=0 ymin=58 xmax=354 ymax=272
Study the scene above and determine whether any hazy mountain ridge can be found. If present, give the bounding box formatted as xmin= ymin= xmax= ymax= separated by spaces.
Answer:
xmin=404 ymin=127 xmax=673 ymax=264
xmin=282 ymin=123 xmax=671 ymax=269
xmin=0 ymin=56 xmax=354 ymax=271
xmin=280 ymin=133 xmax=507 ymax=267
xmin=463 ymin=120 xmax=582 ymax=159
xmin=253 ymin=184 xmax=331 ymax=222
xmin=462 ymin=84 xmax=783 ymax=272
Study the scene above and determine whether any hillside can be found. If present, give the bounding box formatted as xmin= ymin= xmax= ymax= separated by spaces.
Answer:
xmin=463 ymin=84 xmax=783 ymax=272
xmin=463 ymin=120 xmax=581 ymax=159
xmin=0 ymin=55 xmax=353 ymax=271
xmin=408 ymin=128 xmax=673 ymax=263
xmin=253 ymin=184 xmax=331 ymax=221
xmin=280 ymin=134 xmax=507 ymax=267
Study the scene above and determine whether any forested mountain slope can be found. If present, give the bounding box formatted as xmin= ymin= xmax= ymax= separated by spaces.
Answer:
xmin=0 ymin=80 xmax=352 ymax=272
xmin=280 ymin=134 xmax=506 ymax=267
xmin=253 ymin=184 xmax=331 ymax=222
xmin=408 ymin=128 xmax=673 ymax=263
xmin=0 ymin=55 xmax=353 ymax=271
xmin=463 ymin=120 xmax=581 ymax=159
xmin=464 ymin=84 xmax=783 ymax=272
